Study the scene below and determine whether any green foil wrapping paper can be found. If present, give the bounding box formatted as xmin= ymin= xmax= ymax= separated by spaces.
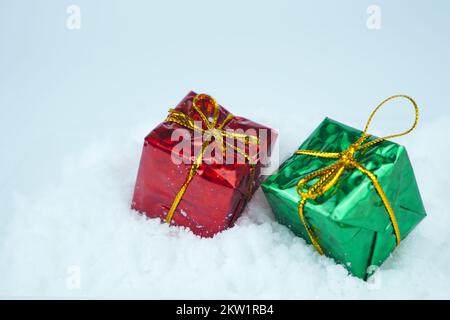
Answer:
xmin=261 ymin=118 xmax=426 ymax=279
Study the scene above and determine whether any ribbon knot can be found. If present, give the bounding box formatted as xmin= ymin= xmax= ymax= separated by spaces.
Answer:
xmin=295 ymin=95 xmax=419 ymax=255
xmin=203 ymin=128 xmax=225 ymax=150
xmin=340 ymin=144 xmax=357 ymax=166
xmin=164 ymin=93 xmax=259 ymax=224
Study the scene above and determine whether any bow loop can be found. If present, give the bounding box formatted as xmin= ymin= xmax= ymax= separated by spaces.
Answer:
xmin=191 ymin=93 xmax=221 ymax=129
xmin=166 ymin=109 xmax=197 ymax=131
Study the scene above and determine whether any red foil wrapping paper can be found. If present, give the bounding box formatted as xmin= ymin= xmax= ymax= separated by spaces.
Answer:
xmin=132 ymin=91 xmax=277 ymax=237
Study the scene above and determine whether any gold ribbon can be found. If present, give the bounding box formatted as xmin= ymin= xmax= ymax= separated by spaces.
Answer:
xmin=295 ymin=95 xmax=419 ymax=255
xmin=165 ymin=93 xmax=259 ymax=224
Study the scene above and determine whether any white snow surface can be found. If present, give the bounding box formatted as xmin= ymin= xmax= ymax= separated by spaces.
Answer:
xmin=2 ymin=1 xmax=450 ymax=299
xmin=1 ymin=114 xmax=449 ymax=299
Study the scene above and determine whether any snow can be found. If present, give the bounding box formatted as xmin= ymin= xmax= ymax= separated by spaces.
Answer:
xmin=1 ymin=1 xmax=450 ymax=299
xmin=1 ymin=114 xmax=449 ymax=299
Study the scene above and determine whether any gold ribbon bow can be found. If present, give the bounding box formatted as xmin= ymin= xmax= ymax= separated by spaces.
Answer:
xmin=165 ymin=93 xmax=259 ymax=224
xmin=295 ymin=95 xmax=419 ymax=255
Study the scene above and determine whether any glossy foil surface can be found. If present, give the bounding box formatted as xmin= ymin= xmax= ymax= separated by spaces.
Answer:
xmin=262 ymin=118 xmax=426 ymax=279
xmin=132 ymin=91 xmax=277 ymax=237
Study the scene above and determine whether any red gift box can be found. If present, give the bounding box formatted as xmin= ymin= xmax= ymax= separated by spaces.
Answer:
xmin=131 ymin=91 xmax=277 ymax=237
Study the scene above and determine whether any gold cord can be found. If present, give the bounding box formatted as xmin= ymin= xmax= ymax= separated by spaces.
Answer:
xmin=165 ymin=94 xmax=259 ymax=224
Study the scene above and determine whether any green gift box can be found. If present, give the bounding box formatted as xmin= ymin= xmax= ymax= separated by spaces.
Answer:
xmin=261 ymin=95 xmax=426 ymax=280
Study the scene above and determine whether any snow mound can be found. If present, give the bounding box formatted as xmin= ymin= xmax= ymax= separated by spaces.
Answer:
xmin=1 ymin=117 xmax=450 ymax=299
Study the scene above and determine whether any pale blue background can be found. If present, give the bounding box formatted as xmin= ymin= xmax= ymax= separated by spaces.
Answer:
xmin=1 ymin=0 xmax=449 ymax=214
